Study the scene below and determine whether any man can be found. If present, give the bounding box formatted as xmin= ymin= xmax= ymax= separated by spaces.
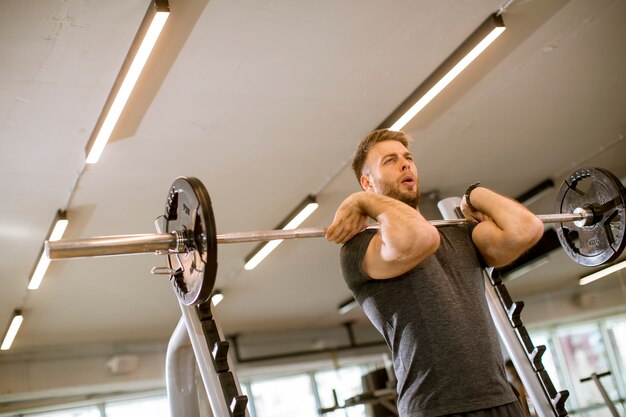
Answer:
xmin=505 ymin=360 xmax=532 ymax=416
xmin=325 ymin=129 xmax=543 ymax=417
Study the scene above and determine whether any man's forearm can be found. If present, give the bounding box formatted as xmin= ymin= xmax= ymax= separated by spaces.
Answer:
xmin=467 ymin=187 xmax=544 ymax=266
xmin=467 ymin=187 xmax=539 ymax=235
xmin=353 ymin=192 xmax=438 ymax=262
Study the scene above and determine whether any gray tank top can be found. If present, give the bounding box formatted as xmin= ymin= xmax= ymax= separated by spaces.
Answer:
xmin=340 ymin=225 xmax=516 ymax=416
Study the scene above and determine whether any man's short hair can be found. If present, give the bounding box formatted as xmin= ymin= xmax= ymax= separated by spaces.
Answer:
xmin=351 ymin=129 xmax=412 ymax=183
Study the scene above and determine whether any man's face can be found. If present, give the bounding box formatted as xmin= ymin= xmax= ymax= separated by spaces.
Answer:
xmin=360 ymin=140 xmax=420 ymax=208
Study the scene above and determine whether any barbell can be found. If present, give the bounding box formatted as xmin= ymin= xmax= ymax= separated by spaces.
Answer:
xmin=45 ymin=167 xmax=626 ymax=306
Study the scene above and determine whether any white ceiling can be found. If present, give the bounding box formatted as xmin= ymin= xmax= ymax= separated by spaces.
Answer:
xmin=1 ymin=0 xmax=625 ymax=358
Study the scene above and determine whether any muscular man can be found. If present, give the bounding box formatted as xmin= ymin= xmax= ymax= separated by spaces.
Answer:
xmin=326 ymin=129 xmax=543 ymax=417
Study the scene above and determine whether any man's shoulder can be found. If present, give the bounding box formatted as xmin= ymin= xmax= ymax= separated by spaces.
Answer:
xmin=342 ymin=228 xmax=377 ymax=252
xmin=340 ymin=229 xmax=378 ymax=290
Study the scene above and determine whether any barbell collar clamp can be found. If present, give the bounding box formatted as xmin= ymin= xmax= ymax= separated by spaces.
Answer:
xmin=572 ymin=207 xmax=594 ymax=228
xmin=174 ymin=229 xmax=191 ymax=252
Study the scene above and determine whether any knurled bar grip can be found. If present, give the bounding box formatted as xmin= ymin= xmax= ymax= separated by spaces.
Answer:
xmin=45 ymin=212 xmax=587 ymax=260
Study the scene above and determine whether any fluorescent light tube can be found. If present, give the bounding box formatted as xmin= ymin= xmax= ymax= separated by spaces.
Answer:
xmin=49 ymin=219 xmax=69 ymax=242
xmin=244 ymin=198 xmax=319 ymax=270
xmin=28 ymin=255 xmax=51 ymax=290
xmin=338 ymin=297 xmax=358 ymax=315
xmin=245 ymin=240 xmax=283 ymax=271
xmin=29 ymin=212 xmax=68 ymax=290
xmin=283 ymin=202 xmax=319 ymax=229
xmin=579 ymin=259 xmax=626 ymax=286
xmin=379 ymin=14 xmax=506 ymax=132
xmin=389 ymin=26 xmax=504 ymax=131
xmin=1 ymin=311 xmax=24 ymax=351
xmin=504 ymin=256 xmax=550 ymax=281
xmin=86 ymin=4 xmax=170 ymax=164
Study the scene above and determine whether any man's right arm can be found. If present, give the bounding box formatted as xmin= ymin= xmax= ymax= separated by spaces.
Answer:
xmin=326 ymin=192 xmax=440 ymax=279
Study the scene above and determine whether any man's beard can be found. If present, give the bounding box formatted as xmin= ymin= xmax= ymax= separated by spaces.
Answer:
xmin=376 ymin=180 xmax=420 ymax=208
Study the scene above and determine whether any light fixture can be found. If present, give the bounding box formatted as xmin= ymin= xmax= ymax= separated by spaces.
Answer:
xmin=338 ymin=297 xmax=358 ymax=315
xmin=503 ymin=256 xmax=550 ymax=281
xmin=244 ymin=196 xmax=319 ymax=270
xmin=28 ymin=210 xmax=68 ymax=290
xmin=85 ymin=0 xmax=170 ymax=164
xmin=1 ymin=310 xmax=24 ymax=351
xmin=579 ymin=259 xmax=626 ymax=286
xmin=515 ymin=179 xmax=555 ymax=206
xmin=211 ymin=290 xmax=224 ymax=306
xmin=379 ymin=13 xmax=506 ymax=131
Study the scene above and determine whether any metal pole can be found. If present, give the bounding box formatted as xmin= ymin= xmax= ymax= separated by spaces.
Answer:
xmin=581 ymin=372 xmax=620 ymax=417
xmin=166 ymin=318 xmax=200 ymax=417
xmin=46 ymin=233 xmax=178 ymax=259
xmin=179 ymin=301 xmax=250 ymax=417
xmin=45 ymin=212 xmax=587 ymax=260
xmin=484 ymin=280 xmax=557 ymax=417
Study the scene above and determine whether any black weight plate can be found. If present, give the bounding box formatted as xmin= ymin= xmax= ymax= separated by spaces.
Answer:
xmin=555 ymin=167 xmax=626 ymax=267
xmin=164 ymin=177 xmax=218 ymax=305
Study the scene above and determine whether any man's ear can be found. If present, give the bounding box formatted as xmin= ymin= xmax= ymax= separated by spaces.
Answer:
xmin=360 ymin=174 xmax=373 ymax=192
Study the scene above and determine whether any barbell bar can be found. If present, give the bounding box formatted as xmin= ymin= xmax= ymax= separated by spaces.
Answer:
xmin=45 ymin=212 xmax=590 ymax=260
xmin=42 ymin=167 xmax=626 ymax=306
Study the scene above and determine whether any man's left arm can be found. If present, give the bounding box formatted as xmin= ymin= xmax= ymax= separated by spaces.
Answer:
xmin=460 ymin=186 xmax=544 ymax=267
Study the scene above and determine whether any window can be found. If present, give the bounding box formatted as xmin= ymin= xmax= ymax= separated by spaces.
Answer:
xmin=529 ymin=315 xmax=626 ymax=417
xmin=555 ymin=323 xmax=617 ymax=409
xmin=105 ymin=396 xmax=170 ymax=417
xmin=528 ymin=331 xmax=563 ymax=390
xmin=606 ymin=318 xmax=626 ymax=393
xmin=27 ymin=408 xmax=101 ymax=417
xmin=250 ymin=374 xmax=318 ymax=417
xmin=315 ymin=366 xmax=367 ymax=417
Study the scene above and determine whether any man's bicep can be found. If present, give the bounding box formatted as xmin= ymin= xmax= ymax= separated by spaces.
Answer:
xmin=471 ymin=221 xmax=523 ymax=267
xmin=362 ymin=234 xmax=423 ymax=279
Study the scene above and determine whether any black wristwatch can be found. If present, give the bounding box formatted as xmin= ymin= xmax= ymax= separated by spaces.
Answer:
xmin=464 ymin=182 xmax=481 ymax=210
